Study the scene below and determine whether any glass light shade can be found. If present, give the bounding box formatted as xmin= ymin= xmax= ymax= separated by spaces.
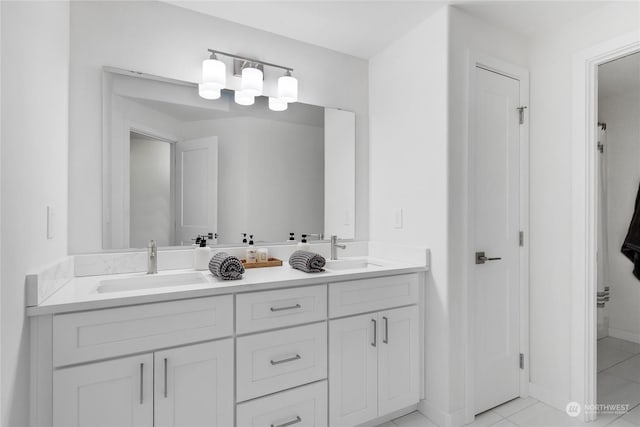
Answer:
xmin=198 ymin=83 xmax=221 ymax=100
xmin=241 ymin=67 xmax=263 ymax=96
xmin=202 ymin=58 xmax=226 ymax=89
xmin=268 ymin=97 xmax=288 ymax=112
xmin=234 ymin=90 xmax=255 ymax=106
xmin=278 ymin=75 xmax=298 ymax=103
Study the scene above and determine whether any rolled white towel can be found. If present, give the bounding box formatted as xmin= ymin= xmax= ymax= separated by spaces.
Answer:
xmin=209 ymin=252 xmax=245 ymax=280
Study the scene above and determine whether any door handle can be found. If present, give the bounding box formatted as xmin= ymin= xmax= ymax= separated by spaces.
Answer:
xmin=371 ymin=319 xmax=377 ymax=347
xmin=139 ymin=363 xmax=144 ymax=405
xmin=164 ymin=358 xmax=168 ymax=398
xmin=383 ymin=316 xmax=389 ymax=344
xmin=475 ymin=251 xmax=502 ymax=264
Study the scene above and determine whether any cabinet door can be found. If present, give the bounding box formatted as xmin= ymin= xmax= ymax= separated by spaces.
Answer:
xmin=53 ymin=354 xmax=153 ymax=427
xmin=154 ymin=339 xmax=233 ymax=427
xmin=329 ymin=313 xmax=378 ymax=426
xmin=378 ymin=305 xmax=420 ymax=415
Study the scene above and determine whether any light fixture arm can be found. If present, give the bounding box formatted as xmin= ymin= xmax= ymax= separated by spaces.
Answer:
xmin=208 ymin=49 xmax=293 ymax=73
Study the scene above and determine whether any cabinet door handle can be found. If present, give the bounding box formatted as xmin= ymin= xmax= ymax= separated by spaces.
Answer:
xmin=371 ymin=319 xmax=377 ymax=347
xmin=383 ymin=316 xmax=389 ymax=344
xmin=270 ymin=303 xmax=301 ymax=312
xmin=163 ymin=358 xmax=168 ymax=398
xmin=139 ymin=363 xmax=144 ymax=405
xmin=271 ymin=416 xmax=302 ymax=427
xmin=270 ymin=354 xmax=301 ymax=365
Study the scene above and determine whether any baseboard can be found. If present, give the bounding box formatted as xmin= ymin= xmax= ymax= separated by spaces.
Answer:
xmin=608 ymin=327 xmax=640 ymax=344
xmin=418 ymin=400 xmax=466 ymax=427
xmin=355 ymin=405 xmax=416 ymax=427
xmin=528 ymin=382 xmax=567 ymax=412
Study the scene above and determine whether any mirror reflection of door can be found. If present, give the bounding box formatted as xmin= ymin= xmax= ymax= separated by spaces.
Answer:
xmin=129 ymin=132 xmax=175 ymax=248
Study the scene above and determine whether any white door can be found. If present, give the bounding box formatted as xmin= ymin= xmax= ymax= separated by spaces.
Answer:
xmin=53 ymin=354 xmax=153 ymax=427
xmin=154 ymin=339 xmax=234 ymax=427
xmin=175 ymin=137 xmax=218 ymax=245
xmin=378 ymin=306 xmax=420 ymax=415
xmin=471 ymin=66 xmax=521 ymax=414
xmin=329 ymin=313 xmax=378 ymax=426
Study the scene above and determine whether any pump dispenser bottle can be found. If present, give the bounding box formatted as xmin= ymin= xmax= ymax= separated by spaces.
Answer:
xmin=246 ymin=235 xmax=257 ymax=263
xmin=297 ymin=234 xmax=310 ymax=251
xmin=193 ymin=238 xmax=211 ymax=270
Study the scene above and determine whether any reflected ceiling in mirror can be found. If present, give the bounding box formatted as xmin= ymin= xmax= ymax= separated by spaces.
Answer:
xmin=103 ymin=68 xmax=355 ymax=250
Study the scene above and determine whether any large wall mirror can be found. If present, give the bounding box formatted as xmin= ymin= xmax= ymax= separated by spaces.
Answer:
xmin=103 ymin=68 xmax=355 ymax=249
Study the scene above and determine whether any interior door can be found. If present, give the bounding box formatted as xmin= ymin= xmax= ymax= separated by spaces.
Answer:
xmin=471 ymin=66 xmax=521 ymax=414
xmin=175 ymin=136 xmax=218 ymax=245
xmin=53 ymin=354 xmax=153 ymax=427
xmin=329 ymin=313 xmax=378 ymax=426
xmin=378 ymin=306 xmax=420 ymax=416
xmin=154 ymin=339 xmax=234 ymax=427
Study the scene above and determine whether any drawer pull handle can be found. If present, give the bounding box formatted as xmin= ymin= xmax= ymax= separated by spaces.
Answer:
xmin=270 ymin=303 xmax=301 ymax=312
xmin=163 ymin=358 xmax=168 ymax=398
xmin=270 ymin=354 xmax=301 ymax=365
xmin=371 ymin=319 xmax=377 ymax=347
xmin=383 ymin=316 xmax=389 ymax=344
xmin=271 ymin=416 xmax=302 ymax=427
xmin=139 ymin=363 xmax=144 ymax=405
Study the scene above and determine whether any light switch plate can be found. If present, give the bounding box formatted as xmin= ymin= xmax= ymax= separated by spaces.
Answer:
xmin=46 ymin=206 xmax=54 ymax=239
xmin=393 ymin=208 xmax=403 ymax=229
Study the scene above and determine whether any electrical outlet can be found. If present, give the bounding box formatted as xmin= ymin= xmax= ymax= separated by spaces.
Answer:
xmin=47 ymin=206 xmax=54 ymax=239
xmin=393 ymin=208 xmax=403 ymax=229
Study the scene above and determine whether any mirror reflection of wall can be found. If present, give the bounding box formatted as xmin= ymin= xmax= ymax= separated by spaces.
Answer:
xmin=103 ymin=70 xmax=348 ymax=249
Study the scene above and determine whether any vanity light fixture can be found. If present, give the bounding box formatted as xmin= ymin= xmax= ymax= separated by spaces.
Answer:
xmin=199 ymin=49 xmax=297 ymax=111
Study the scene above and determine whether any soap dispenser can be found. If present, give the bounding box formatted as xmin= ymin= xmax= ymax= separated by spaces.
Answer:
xmin=193 ymin=238 xmax=211 ymax=270
xmin=246 ymin=235 xmax=257 ymax=263
xmin=288 ymin=232 xmax=296 ymax=242
xmin=297 ymin=234 xmax=310 ymax=251
xmin=241 ymin=233 xmax=248 ymax=244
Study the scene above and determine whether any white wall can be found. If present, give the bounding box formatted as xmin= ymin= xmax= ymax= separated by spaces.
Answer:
xmin=369 ymin=6 xmax=451 ymax=424
xmin=599 ymin=79 xmax=640 ymax=342
xmin=0 ymin=2 xmax=69 ymax=425
xmin=69 ymin=0 xmax=369 ymax=253
xmin=528 ymin=1 xmax=640 ymax=409
xmin=448 ymin=7 xmax=529 ymax=422
xmin=130 ymin=136 xmax=173 ymax=248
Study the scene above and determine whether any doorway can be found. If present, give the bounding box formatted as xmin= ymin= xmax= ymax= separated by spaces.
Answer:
xmin=467 ymin=54 xmax=530 ymax=420
xmin=594 ymin=51 xmax=640 ymax=422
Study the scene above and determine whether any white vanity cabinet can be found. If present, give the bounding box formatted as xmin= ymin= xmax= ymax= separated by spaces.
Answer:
xmin=53 ymin=338 xmax=234 ymax=427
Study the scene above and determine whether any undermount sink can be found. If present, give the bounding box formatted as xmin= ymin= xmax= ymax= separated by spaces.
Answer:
xmin=324 ymin=259 xmax=382 ymax=271
xmin=96 ymin=272 xmax=208 ymax=293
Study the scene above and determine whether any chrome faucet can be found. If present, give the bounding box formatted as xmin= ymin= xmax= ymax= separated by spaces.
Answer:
xmin=147 ymin=240 xmax=158 ymax=274
xmin=330 ymin=235 xmax=346 ymax=260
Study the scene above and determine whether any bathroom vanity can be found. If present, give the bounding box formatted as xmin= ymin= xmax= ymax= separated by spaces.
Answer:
xmin=28 ymin=256 xmax=427 ymax=427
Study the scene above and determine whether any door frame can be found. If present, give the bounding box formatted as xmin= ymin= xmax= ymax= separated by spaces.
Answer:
xmin=464 ymin=52 xmax=530 ymax=423
xmin=570 ymin=30 xmax=640 ymax=423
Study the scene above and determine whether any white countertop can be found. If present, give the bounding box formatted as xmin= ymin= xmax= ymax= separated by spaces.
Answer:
xmin=27 ymin=257 xmax=426 ymax=316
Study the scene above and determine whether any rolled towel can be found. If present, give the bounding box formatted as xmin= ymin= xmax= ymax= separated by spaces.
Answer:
xmin=289 ymin=250 xmax=326 ymax=273
xmin=209 ymin=252 xmax=245 ymax=280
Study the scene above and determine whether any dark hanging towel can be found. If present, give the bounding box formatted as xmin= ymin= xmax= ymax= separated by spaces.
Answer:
xmin=621 ymin=181 xmax=640 ymax=280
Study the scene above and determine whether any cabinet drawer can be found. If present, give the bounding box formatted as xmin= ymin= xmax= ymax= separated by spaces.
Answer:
xmin=236 ymin=322 xmax=327 ymax=401
xmin=236 ymin=285 xmax=327 ymax=333
xmin=329 ymin=274 xmax=419 ymax=317
xmin=53 ymin=295 xmax=233 ymax=367
xmin=236 ymin=381 xmax=327 ymax=427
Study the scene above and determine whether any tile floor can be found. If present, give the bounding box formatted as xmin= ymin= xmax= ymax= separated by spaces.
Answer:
xmin=378 ymin=337 xmax=640 ymax=427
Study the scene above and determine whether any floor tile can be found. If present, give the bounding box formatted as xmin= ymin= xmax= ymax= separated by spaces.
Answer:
xmin=493 ymin=397 xmax=539 ymax=418
xmin=621 ymin=404 xmax=640 ymax=426
xmin=465 ymin=410 xmax=503 ymax=426
xmin=392 ymin=411 xmax=438 ymax=427
xmin=375 ymin=422 xmax=396 ymax=427
xmin=606 ymin=355 xmax=640 ymax=384
xmin=506 ymin=402 xmax=585 ymax=427
xmin=608 ymin=418 xmax=639 ymax=427
xmin=490 ymin=420 xmax=518 ymax=427
xmin=599 ymin=337 xmax=640 ymax=355
xmin=598 ymin=344 xmax=635 ymax=372
xmin=598 ymin=373 xmax=640 ymax=408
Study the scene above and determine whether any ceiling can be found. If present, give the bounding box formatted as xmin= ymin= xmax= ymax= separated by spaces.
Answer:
xmin=599 ymin=51 xmax=640 ymax=100
xmin=165 ymin=1 xmax=446 ymax=59
xmin=453 ymin=1 xmax=608 ymax=40
xmin=165 ymin=1 xmax=613 ymax=59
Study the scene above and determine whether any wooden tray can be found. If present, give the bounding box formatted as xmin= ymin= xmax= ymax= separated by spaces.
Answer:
xmin=241 ymin=257 xmax=283 ymax=269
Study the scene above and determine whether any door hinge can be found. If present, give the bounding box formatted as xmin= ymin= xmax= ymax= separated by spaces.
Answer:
xmin=519 ymin=353 xmax=524 ymax=370
xmin=519 ymin=231 xmax=524 ymax=247
xmin=517 ymin=106 xmax=528 ymax=125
